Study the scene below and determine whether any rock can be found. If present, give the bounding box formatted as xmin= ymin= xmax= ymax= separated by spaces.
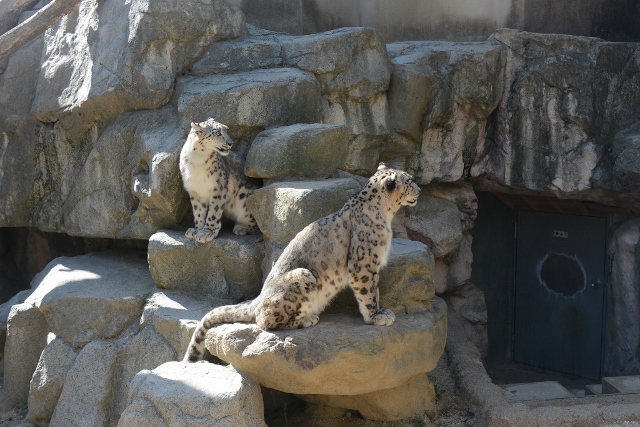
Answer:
xmin=32 ymin=0 xmax=245 ymax=124
xmin=62 ymin=108 xmax=189 ymax=239
xmin=423 ymin=181 xmax=478 ymax=232
xmin=378 ymin=239 xmax=435 ymax=314
xmin=110 ymin=328 xmax=177 ymax=425
xmin=405 ymin=195 xmax=463 ymax=259
xmin=118 ymin=362 xmax=266 ymax=427
xmin=49 ymin=340 xmax=118 ymax=427
xmin=299 ymin=373 xmax=436 ymax=421
xmin=324 ymin=94 xmax=391 ymax=175
xmin=27 ymin=338 xmax=78 ymax=427
xmin=190 ymin=25 xmax=283 ymax=75
xmin=434 ymin=233 xmax=473 ymax=294
xmin=472 ymin=29 xmax=640 ymax=199
xmin=0 ymin=289 xmax=32 ymax=357
xmin=0 ymin=33 xmax=43 ymax=117
xmin=611 ymin=123 xmax=640 ymax=192
xmin=205 ymin=297 xmax=447 ymax=395
xmin=279 ymin=27 xmax=391 ymax=99
xmin=245 ymin=123 xmax=349 ymax=180
xmin=387 ymin=40 xmax=504 ymax=184
xmin=176 ymin=67 xmax=323 ymax=130
xmin=605 ymin=218 xmax=640 ymax=376
xmin=246 ymin=178 xmax=362 ymax=244
xmin=444 ymin=284 xmax=488 ymax=357
xmin=3 ymin=302 xmax=49 ymax=409
xmin=25 ymin=251 xmax=154 ymax=346
xmin=141 ymin=291 xmax=233 ymax=358
xmin=148 ymin=229 xmax=263 ymax=300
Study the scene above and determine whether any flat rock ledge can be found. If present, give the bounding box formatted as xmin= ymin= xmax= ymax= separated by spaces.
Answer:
xmin=205 ymin=297 xmax=447 ymax=396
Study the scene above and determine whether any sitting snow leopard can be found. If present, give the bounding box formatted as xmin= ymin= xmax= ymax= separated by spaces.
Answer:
xmin=184 ymin=163 xmax=421 ymax=362
xmin=179 ymin=118 xmax=260 ymax=243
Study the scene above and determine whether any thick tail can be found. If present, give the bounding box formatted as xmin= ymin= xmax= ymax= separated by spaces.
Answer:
xmin=183 ymin=301 xmax=255 ymax=363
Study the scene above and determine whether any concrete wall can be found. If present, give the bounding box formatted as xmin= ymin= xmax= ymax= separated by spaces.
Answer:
xmin=229 ymin=0 xmax=640 ymax=42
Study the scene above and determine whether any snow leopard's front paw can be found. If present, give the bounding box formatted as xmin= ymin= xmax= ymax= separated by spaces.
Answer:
xmin=195 ymin=227 xmax=218 ymax=243
xmin=371 ymin=308 xmax=395 ymax=326
xmin=185 ymin=228 xmax=197 ymax=240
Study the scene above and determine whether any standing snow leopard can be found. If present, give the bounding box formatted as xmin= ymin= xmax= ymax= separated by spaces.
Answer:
xmin=184 ymin=163 xmax=421 ymax=362
xmin=179 ymin=118 xmax=260 ymax=243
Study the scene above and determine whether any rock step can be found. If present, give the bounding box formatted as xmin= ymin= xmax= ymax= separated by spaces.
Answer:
xmin=176 ymin=67 xmax=323 ymax=130
xmin=205 ymin=297 xmax=447 ymax=396
xmin=245 ymin=123 xmax=350 ymax=180
xmin=602 ymin=375 xmax=640 ymax=394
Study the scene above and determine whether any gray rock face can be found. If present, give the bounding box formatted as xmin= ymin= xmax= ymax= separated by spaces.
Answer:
xmin=148 ymin=229 xmax=263 ymax=300
xmin=176 ymin=67 xmax=323 ymax=130
xmin=387 ymin=41 xmax=504 ymax=184
xmin=606 ymin=218 xmax=640 ymax=376
xmin=141 ymin=291 xmax=232 ymax=358
xmin=118 ymin=362 xmax=266 ymax=427
xmin=27 ymin=338 xmax=78 ymax=427
xmin=205 ymin=298 xmax=447 ymax=396
xmin=245 ymin=123 xmax=350 ymax=180
xmin=247 ymin=178 xmax=362 ymax=244
xmin=49 ymin=340 xmax=118 ymax=427
xmin=3 ymin=302 xmax=49 ymax=409
xmin=32 ymin=0 xmax=245 ymax=123
xmin=405 ymin=195 xmax=463 ymax=259
xmin=25 ymin=251 xmax=154 ymax=346
xmin=472 ymin=29 xmax=640 ymax=201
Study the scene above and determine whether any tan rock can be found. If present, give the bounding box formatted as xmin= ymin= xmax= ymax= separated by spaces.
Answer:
xmin=299 ymin=373 xmax=436 ymax=421
xmin=246 ymin=178 xmax=362 ymax=244
xmin=148 ymin=229 xmax=263 ymax=300
xmin=205 ymin=298 xmax=447 ymax=395
xmin=118 ymin=362 xmax=266 ymax=427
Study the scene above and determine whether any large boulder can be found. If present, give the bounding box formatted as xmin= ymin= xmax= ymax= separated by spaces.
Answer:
xmin=247 ymin=178 xmax=362 ymax=244
xmin=205 ymin=298 xmax=447 ymax=395
xmin=190 ymin=25 xmax=283 ymax=75
xmin=472 ymin=29 xmax=640 ymax=202
xmin=606 ymin=218 xmax=640 ymax=376
xmin=25 ymin=251 xmax=155 ymax=346
xmin=387 ymin=40 xmax=504 ymax=183
xmin=118 ymin=362 xmax=266 ymax=427
xmin=245 ymin=123 xmax=350 ymax=180
xmin=176 ymin=67 xmax=323 ymax=131
xmin=32 ymin=0 xmax=245 ymax=124
xmin=3 ymin=302 xmax=49 ymax=409
xmin=27 ymin=338 xmax=79 ymax=427
xmin=49 ymin=340 xmax=118 ymax=427
xmin=141 ymin=291 xmax=233 ymax=358
xmin=148 ymin=229 xmax=263 ymax=300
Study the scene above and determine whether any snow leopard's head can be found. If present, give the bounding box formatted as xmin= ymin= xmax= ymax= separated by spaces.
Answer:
xmin=189 ymin=118 xmax=233 ymax=156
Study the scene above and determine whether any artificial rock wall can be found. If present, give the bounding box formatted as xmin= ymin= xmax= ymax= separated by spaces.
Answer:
xmin=0 ymin=0 xmax=639 ymax=424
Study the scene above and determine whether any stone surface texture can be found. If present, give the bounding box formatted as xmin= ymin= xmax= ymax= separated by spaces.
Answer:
xmin=245 ymin=123 xmax=350 ymax=180
xmin=2 ymin=2 xmax=640 ymax=425
xmin=24 ymin=251 xmax=154 ymax=346
xmin=148 ymin=229 xmax=263 ymax=300
xmin=118 ymin=362 xmax=266 ymax=427
xmin=205 ymin=298 xmax=447 ymax=396
xmin=247 ymin=178 xmax=362 ymax=244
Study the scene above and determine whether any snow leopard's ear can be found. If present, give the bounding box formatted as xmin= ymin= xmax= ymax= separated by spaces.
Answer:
xmin=377 ymin=162 xmax=388 ymax=171
xmin=191 ymin=122 xmax=203 ymax=130
xmin=385 ymin=172 xmax=397 ymax=192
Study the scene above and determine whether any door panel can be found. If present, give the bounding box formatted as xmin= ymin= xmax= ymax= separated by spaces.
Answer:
xmin=514 ymin=210 xmax=606 ymax=380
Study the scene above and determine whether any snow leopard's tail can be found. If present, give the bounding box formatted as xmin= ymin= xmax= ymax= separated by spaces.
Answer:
xmin=183 ymin=301 xmax=255 ymax=363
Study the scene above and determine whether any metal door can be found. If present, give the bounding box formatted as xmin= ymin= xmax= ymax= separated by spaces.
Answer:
xmin=514 ymin=210 xmax=607 ymax=380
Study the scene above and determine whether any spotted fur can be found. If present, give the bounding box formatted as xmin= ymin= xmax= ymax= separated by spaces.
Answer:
xmin=184 ymin=163 xmax=421 ymax=362
xmin=179 ymin=118 xmax=260 ymax=243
